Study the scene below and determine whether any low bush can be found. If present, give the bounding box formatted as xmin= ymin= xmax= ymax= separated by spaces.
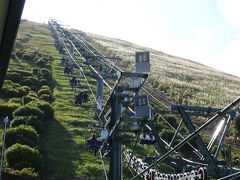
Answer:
xmin=40 ymin=68 xmax=52 ymax=81
xmin=5 ymin=125 xmax=39 ymax=147
xmin=23 ymin=54 xmax=34 ymax=61
xmin=5 ymin=72 xmax=22 ymax=83
xmin=7 ymin=98 xmax=22 ymax=105
xmin=18 ymin=86 xmax=31 ymax=97
xmin=13 ymin=105 xmax=44 ymax=121
xmin=36 ymin=59 xmax=46 ymax=67
xmin=39 ymin=78 xmax=48 ymax=86
xmin=5 ymin=168 xmax=40 ymax=180
xmin=38 ymin=89 xmax=52 ymax=97
xmin=32 ymin=68 xmax=39 ymax=76
xmin=16 ymin=51 xmax=24 ymax=59
xmin=14 ymin=70 xmax=32 ymax=77
xmin=40 ymin=85 xmax=50 ymax=91
xmin=0 ymin=103 xmax=21 ymax=118
xmin=28 ymin=100 xmax=54 ymax=121
xmin=22 ymin=77 xmax=41 ymax=89
xmin=22 ymin=95 xmax=37 ymax=105
xmin=39 ymin=94 xmax=50 ymax=102
xmin=10 ymin=116 xmax=43 ymax=134
xmin=27 ymin=91 xmax=38 ymax=98
xmin=5 ymin=143 xmax=42 ymax=171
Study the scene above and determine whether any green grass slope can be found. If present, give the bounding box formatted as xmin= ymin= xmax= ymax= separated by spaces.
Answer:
xmin=81 ymin=32 xmax=240 ymax=107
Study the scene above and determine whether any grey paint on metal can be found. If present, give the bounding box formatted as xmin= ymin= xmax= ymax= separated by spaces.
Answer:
xmin=96 ymin=78 xmax=103 ymax=115
xmin=177 ymin=106 xmax=219 ymax=173
xmin=135 ymin=51 xmax=150 ymax=73
xmin=109 ymin=95 xmax=123 ymax=180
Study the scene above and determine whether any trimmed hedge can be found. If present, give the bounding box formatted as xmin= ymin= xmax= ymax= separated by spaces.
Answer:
xmin=5 ymin=125 xmax=39 ymax=147
xmin=13 ymin=105 xmax=44 ymax=121
xmin=22 ymin=95 xmax=37 ymax=105
xmin=40 ymin=68 xmax=52 ymax=81
xmin=22 ymin=77 xmax=41 ymax=89
xmin=5 ymin=143 xmax=42 ymax=171
xmin=36 ymin=59 xmax=46 ymax=67
xmin=28 ymin=100 xmax=54 ymax=121
xmin=7 ymin=98 xmax=22 ymax=105
xmin=18 ymin=86 xmax=31 ymax=97
xmin=40 ymin=85 xmax=50 ymax=91
xmin=37 ymin=89 xmax=52 ymax=97
xmin=5 ymin=72 xmax=22 ymax=83
xmin=0 ymin=103 xmax=21 ymax=118
xmin=10 ymin=116 xmax=43 ymax=134
xmin=4 ymin=168 xmax=40 ymax=180
xmin=27 ymin=91 xmax=38 ymax=98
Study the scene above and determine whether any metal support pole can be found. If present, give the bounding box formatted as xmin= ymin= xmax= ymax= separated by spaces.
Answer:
xmin=214 ymin=115 xmax=232 ymax=159
xmin=96 ymin=78 xmax=103 ymax=116
xmin=109 ymin=95 xmax=123 ymax=180
xmin=131 ymin=96 xmax=240 ymax=180
xmin=177 ymin=106 xmax=219 ymax=173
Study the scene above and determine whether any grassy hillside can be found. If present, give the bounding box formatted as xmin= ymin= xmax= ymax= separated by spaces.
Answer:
xmin=1 ymin=20 xmax=240 ymax=179
xmin=1 ymin=20 xmax=105 ymax=179
xmin=81 ymin=32 xmax=240 ymax=107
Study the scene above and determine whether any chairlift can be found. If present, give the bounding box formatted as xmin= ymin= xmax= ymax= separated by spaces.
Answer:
xmin=139 ymin=131 xmax=156 ymax=145
xmin=69 ymin=76 xmax=81 ymax=89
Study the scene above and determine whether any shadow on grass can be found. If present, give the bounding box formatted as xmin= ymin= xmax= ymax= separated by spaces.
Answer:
xmin=40 ymin=119 xmax=84 ymax=179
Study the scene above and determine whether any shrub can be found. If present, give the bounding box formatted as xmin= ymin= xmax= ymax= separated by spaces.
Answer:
xmin=0 ymin=103 xmax=21 ymax=118
xmin=163 ymin=114 xmax=178 ymax=128
xmin=36 ymin=59 xmax=46 ymax=67
xmin=7 ymin=98 xmax=22 ymax=105
xmin=13 ymin=105 xmax=44 ymax=121
xmin=5 ymin=125 xmax=39 ymax=147
xmin=40 ymin=68 xmax=52 ymax=81
xmin=39 ymin=94 xmax=50 ymax=102
xmin=10 ymin=116 xmax=43 ymax=134
xmin=16 ymin=51 xmax=24 ymax=59
xmin=5 ymin=143 xmax=42 ymax=171
xmin=39 ymin=78 xmax=48 ymax=86
xmin=22 ymin=95 xmax=37 ymax=105
xmin=28 ymin=91 xmax=38 ymax=98
xmin=5 ymin=72 xmax=22 ymax=82
xmin=5 ymin=168 xmax=40 ymax=180
xmin=28 ymin=100 xmax=54 ymax=121
xmin=1 ymin=87 xmax=19 ymax=98
xmin=38 ymin=89 xmax=52 ymax=97
xmin=22 ymin=77 xmax=40 ymax=89
xmin=32 ymin=68 xmax=39 ymax=76
xmin=23 ymin=54 xmax=34 ymax=61
xmin=40 ymin=85 xmax=50 ymax=91
xmin=18 ymin=86 xmax=31 ymax=97
xmin=14 ymin=70 xmax=32 ymax=77
xmin=161 ymin=129 xmax=174 ymax=143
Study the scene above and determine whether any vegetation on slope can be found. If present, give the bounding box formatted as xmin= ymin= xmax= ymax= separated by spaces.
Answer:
xmin=81 ymin=32 xmax=240 ymax=107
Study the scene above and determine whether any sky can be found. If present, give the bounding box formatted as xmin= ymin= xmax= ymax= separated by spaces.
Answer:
xmin=22 ymin=0 xmax=240 ymax=77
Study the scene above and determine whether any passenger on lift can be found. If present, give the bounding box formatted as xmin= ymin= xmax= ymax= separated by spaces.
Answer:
xmin=140 ymin=132 xmax=156 ymax=145
xmin=86 ymin=134 xmax=102 ymax=156
xmin=75 ymin=92 xmax=83 ymax=105
xmin=70 ymin=76 xmax=79 ymax=89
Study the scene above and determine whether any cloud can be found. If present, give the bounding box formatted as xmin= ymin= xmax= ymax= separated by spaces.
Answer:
xmin=219 ymin=0 xmax=240 ymax=27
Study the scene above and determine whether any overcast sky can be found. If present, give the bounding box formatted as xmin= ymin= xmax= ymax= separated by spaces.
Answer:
xmin=22 ymin=0 xmax=240 ymax=77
